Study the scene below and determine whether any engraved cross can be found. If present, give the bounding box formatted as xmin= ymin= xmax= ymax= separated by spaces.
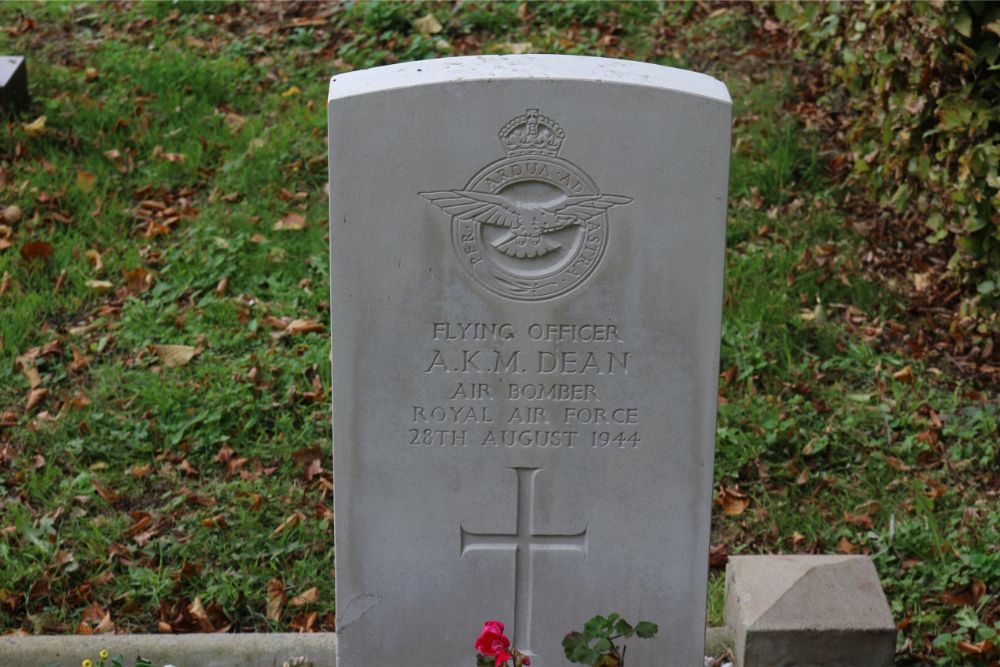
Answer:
xmin=461 ymin=467 xmax=588 ymax=658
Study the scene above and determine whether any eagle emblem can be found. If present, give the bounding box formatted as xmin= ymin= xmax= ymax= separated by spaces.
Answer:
xmin=421 ymin=109 xmax=631 ymax=301
xmin=420 ymin=190 xmax=632 ymax=259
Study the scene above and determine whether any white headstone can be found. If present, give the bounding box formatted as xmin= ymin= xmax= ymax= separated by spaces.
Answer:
xmin=328 ymin=55 xmax=731 ymax=666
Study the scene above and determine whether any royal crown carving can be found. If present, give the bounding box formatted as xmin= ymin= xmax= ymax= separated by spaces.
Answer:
xmin=498 ymin=108 xmax=565 ymax=157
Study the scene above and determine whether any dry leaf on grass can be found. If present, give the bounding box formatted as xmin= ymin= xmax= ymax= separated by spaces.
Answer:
xmin=413 ymin=14 xmax=443 ymax=34
xmin=19 ymin=240 xmax=53 ymax=261
xmin=285 ymin=318 xmax=324 ymax=335
xmin=152 ymin=145 xmax=186 ymax=163
xmin=22 ymin=115 xmax=46 ymax=137
xmin=85 ymin=249 xmax=103 ymax=272
xmin=153 ymin=344 xmax=197 ymax=368
xmin=892 ymin=365 xmax=916 ymax=385
xmin=836 ymin=536 xmax=858 ymax=554
xmin=26 ymin=387 xmax=48 ymax=411
xmin=16 ymin=353 xmax=42 ymax=388
xmin=274 ymin=511 xmax=305 ymax=536
xmin=714 ymin=485 xmax=750 ymax=516
xmin=2 ymin=204 xmax=22 ymax=224
xmin=274 ymin=213 xmax=306 ymax=231
xmin=122 ymin=267 xmax=152 ymax=293
xmin=86 ymin=279 xmax=114 ymax=293
xmin=289 ymin=587 xmax=319 ymax=607
xmin=187 ymin=597 xmax=215 ymax=632
xmin=76 ymin=170 xmax=96 ymax=192
xmin=502 ymin=42 xmax=532 ymax=54
xmin=267 ymin=579 xmax=286 ymax=621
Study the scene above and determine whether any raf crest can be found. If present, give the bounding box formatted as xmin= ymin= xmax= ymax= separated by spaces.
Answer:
xmin=421 ymin=109 xmax=631 ymax=302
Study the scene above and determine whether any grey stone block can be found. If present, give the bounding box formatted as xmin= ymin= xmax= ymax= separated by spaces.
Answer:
xmin=724 ymin=555 xmax=896 ymax=667
xmin=0 ymin=56 xmax=29 ymax=112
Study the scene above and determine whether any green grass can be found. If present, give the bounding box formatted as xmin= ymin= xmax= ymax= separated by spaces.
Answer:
xmin=0 ymin=2 xmax=996 ymax=664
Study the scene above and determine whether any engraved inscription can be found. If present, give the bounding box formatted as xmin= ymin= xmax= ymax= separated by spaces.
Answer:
xmin=461 ymin=467 xmax=588 ymax=659
xmin=421 ymin=109 xmax=632 ymax=302
xmin=409 ymin=321 xmax=642 ymax=452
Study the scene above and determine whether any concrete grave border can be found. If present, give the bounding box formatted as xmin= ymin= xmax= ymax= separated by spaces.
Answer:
xmin=1 ymin=555 xmax=898 ymax=666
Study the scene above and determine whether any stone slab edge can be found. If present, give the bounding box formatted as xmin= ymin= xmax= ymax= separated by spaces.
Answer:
xmin=328 ymin=54 xmax=730 ymax=104
xmin=0 ymin=633 xmax=337 ymax=667
xmin=1 ymin=629 xmax=733 ymax=666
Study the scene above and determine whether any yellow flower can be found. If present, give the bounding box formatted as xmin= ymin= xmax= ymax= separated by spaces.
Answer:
xmin=99 ymin=651 xmax=109 ymax=659
xmin=83 ymin=660 xmax=93 ymax=667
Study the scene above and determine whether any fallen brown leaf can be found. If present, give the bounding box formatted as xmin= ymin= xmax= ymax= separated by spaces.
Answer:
xmin=124 ymin=514 xmax=152 ymax=541
xmin=201 ymin=514 xmax=229 ymax=529
xmin=708 ymin=544 xmax=728 ymax=568
xmin=892 ymin=365 xmax=916 ymax=385
xmin=187 ymin=597 xmax=215 ymax=632
xmin=956 ymin=639 xmax=994 ymax=655
xmin=26 ymin=387 xmax=48 ymax=411
xmin=289 ymin=611 xmax=317 ymax=633
xmin=76 ymin=170 xmax=96 ymax=192
xmin=22 ymin=115 xmax=46 ymax=137
xmin=836 ymin=536 xmax=858 ymax=554
xmin=714 ymin=485 xmax=750 ymax=516
xmin=285 ymin=319 xmax=324 ymax=335
xmin=273 ymin=212 xmax=306 ymax=231
xmin=85 ymin=249 xmax=103 ymax=273
xmin=122 ymin=266 xmax=152 ymax=293
xmin=86 ymin=279 xmax=113 ymax=293
xmin=413 ymin=13 xmax=443 ymax=34
xmin=152 ymin=145 xmax=186 ymax=163
xmin=16 ymin=353 xmax=41 ymax=388
xmin=178 ymin=458 xmax=200 ymax=478
xmin=3 ymin=205 xmax=23 ymax=224
xmin=19 ymin=240 xmax=53 ymax=261
xmin=92 ymin=478 xmax=121 ymax=504
xmin=130 ymin=464 xmax=153 ymax=478
xmin=273 ymin=511 xmax=305 ymax=536
xmin=843 ymin=512 xmax=874 ymax=530
xmin=267 ymin=579 xmax=286 ymax=621
xmin=289 ymin=587 xmax=319 ymax=607
xmin=153 ymin=344 xmax=197 ymax=368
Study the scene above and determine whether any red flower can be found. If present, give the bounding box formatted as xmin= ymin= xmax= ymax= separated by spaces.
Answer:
xmin=475 ymin=620 xmax=513 ymax=667
xmin=483 ymin=620 xmax=505 ymax=635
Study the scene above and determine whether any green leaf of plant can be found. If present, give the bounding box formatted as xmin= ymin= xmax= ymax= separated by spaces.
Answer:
xmin=594 ymin=637 xmax=612 ymax=653
xmin=614 ymin=618 xmax=634 ymax=638
xmin=564 ymin=631 xmax=590 ymax=663
xmin=583 ymin=615 xmax=606 ymax=637
xmin=635 ymin=621 xmax=659 ymax=638
xmin=568 ymin=643 xmax=599 ymax=665
xmin=955 ymin=9 xmax=973 ymax=38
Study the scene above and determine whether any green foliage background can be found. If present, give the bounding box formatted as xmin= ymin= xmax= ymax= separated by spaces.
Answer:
xmin=774 ymin=1 xmax=1000 ymax=294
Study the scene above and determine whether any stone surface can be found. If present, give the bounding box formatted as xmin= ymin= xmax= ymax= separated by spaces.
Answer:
xmin=328 ymin=54 xmax=731 ymax=666
xmin=0 ymin=56 xmax=29 ymax=112
xmin=0 ymin=629 xmax=737 ymax=666
xmin=0 ymin=632 xmax=335 ymax=667
xmin=724 ymin=555 xmax=896 ymax=667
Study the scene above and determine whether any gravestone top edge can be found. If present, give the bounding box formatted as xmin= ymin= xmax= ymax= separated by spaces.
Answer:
xmin=327 ymin=54 xmax=730 ymax=104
